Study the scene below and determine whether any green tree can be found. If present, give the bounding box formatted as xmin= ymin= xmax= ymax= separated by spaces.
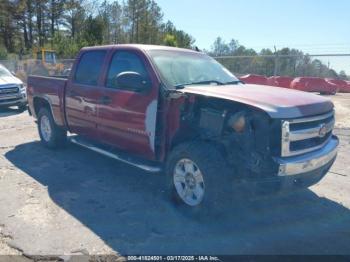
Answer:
xmin=338 ymin=70 xmax=348 ymax=80
xmin=163 ymin=33 xmax=177 ymax=47
xmin=83 ymin=15 xmax=104 ymax=45
xmin=211 ymin=37 xmax=230 ymax=56
xmin=0 ymin=45 xmax=8 ymax=59
xmin=0 ymin=1 xmax=16 ymax=52
xmin=62 ymin=0 xmax=86 ymax=39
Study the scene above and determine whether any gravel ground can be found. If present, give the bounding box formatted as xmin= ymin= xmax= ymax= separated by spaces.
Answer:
xmin=0 ymin=93 xmax=349 ymax=259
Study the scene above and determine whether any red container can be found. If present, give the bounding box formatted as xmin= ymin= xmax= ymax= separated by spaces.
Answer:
xmin=290 ymin=77 xmax=337 ymax=95
xmin=344 ymin=81 xmax=350 ymax=93
xmin=267 ymin=76 xmax=294 ymax=88
xmin=239 ymin=74 xmax=268 ymax=85
xmin=326 ymin=79 xmax=349 ymax=93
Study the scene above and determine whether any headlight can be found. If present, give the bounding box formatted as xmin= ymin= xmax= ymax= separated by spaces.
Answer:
xmin=18 ymin=84 xmax=27 ymax=95
xmin=228 ymin=111 xmax=246 ymax=133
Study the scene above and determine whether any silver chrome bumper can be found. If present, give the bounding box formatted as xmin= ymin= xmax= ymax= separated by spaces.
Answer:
xmin=0 ymin=94 xmax=27 ymax=106
xmin=275 ymin=136 xmax=338 ymax=176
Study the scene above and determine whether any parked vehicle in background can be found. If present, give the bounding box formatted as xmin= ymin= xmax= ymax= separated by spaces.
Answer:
xmin=345 ymin=81 xmax=350 ymax=93
xmin=239 ymin=74 xmax=268 ymax=85
xmin=0 ymin=64 xmax=27 ymax=111
xmin=27 ymin=44 xmax=338 ymax=211
xmin=25 ymin=48 xmax=65 ymax=76
xmin=290 ymin=77 xmax=338 ymax=95
xmin=267 ymin=76 xmax=294 ymax=89
xmin=326 ymin=79 xmax=349 ymax=93
xmin=15 ymin=48 xmax=69 ymax=83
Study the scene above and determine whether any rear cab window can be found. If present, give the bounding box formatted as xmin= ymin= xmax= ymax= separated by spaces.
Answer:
xmin=74 ymin=50 xmax=107 ymax=86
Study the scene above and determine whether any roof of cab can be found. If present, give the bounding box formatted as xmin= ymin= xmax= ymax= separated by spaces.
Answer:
xmin=81 ymin=44 xmax=198 ymax=53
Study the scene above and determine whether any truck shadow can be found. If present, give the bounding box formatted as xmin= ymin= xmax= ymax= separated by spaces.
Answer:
xmin=0 ymin=107 xmax=24 ymax=117
xmin=5 ymin=141 xmax=350 ymax=255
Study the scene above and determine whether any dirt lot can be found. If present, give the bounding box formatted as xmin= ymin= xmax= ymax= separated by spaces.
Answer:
xmin=0 ymin=94 xmax=350 ymax=259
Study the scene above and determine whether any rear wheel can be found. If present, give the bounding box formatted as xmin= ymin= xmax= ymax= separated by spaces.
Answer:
xmin=166 ymin=142 xmax=233 ymax=215
xmin=37 ymin=107 xmax=67 ymax=149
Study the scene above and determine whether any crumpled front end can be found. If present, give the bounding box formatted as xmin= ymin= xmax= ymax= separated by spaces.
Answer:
xmin=231 ymin=110 xmax=339 ymax=193
xmin=170 ymin=92 xmax=338 ymax=193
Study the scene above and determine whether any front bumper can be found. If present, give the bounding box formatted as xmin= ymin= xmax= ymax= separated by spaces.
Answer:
xmin=0 ymin=93 xmax=27 ymax=107
xmin=275 ymin=136 xmax=338 ymax=177
xmin=235 ymin=136 xmax=338 ymax=195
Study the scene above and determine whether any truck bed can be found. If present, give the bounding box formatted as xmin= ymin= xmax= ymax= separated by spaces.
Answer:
xmin=27 ymin=75 xmax=68 ymax=127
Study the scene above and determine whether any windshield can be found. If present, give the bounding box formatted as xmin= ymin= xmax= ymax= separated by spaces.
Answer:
xmin=45 ymin=52 xmax=56 ymax=64
xmin=0 ymin=65 xmax=13 ymax=77
xmin=147 ymin=50 xmax=239 ymax=88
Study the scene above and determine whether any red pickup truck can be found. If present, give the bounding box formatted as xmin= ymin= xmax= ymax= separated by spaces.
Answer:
xmin=27 ymin=44 xmax=338 ymax=210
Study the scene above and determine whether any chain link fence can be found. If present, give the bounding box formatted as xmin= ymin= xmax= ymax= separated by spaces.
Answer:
xmin=213 ymin=54 xmax=350 ymax=93
xmin=0 ymin=55 xmax=349 ymax=86
xmin=213 ymin=54 xmax=350 ymax=79
xmin=0 ymin=59 xmax=75 ymax=83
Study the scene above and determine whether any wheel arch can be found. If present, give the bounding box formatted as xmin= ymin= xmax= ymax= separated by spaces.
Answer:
xmin=169 ymin=126 xmax=199 ymax=153
xmin=33 ymin=96 xmax=58 ymax=125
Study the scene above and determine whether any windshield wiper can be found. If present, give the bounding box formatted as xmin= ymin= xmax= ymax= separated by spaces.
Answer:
xmin=222 ymin=80 xmax=243 ymax=85
xmin=174 ymin=80 xmax=243 ymax=89
xmin=174 ymin=80 xmax=225 ymax=89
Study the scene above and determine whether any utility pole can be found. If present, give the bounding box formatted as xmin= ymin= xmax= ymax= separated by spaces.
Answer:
xmin=274 ymin=45 xmax=279 ymax=76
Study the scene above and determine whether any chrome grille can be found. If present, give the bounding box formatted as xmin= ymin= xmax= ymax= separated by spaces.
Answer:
xmin=0 ymin=86 xmax=19 ymax=95
xmin=281 ymin=111 xmax=335 ymax=157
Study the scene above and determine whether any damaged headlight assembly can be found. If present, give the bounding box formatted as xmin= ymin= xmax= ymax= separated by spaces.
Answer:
xmin=228 ymin=111 xmax=246 ymax=133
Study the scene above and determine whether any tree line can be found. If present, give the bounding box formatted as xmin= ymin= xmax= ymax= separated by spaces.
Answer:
xmin=0 ymin=0 xmax=194 ymax=59
xmin=0 ymin=1 xmax=347 ymax=79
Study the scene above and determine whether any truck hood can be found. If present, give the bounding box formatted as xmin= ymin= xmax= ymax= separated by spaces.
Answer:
xmin=0 ymin=75 xmax=22 ymax=87
xmin=179 ymin=84 xmax=334 ymax=119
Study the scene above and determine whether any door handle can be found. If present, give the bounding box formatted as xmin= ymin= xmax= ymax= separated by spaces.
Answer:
xmin=99 ymin=96 xmax=112 ymax=105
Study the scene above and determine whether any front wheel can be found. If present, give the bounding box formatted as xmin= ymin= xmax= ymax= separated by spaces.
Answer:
xmin=37 ymin=107 xmax=67 ymax=149
xmin=166 ymin=142 xmax=233 ymax=214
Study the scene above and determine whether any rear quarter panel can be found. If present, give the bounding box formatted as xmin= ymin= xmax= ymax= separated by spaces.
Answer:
xmin=27 ymin=75 xmax=67 ymax=127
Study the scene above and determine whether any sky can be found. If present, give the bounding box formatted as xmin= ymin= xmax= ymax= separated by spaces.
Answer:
xmin=156 ymin=0 xmax=350 ymax=73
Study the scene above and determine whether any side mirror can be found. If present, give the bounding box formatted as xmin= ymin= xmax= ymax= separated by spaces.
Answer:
xmin=115 ymin=71 xmax=150 ymax=91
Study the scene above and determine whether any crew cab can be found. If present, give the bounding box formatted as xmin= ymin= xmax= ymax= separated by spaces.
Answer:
xmin=27 ymin=44 xmax=338 ymax=210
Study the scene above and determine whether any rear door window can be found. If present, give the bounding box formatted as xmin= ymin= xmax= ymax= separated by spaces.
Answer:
xmin=74 ymin=51 xmax=106 ymax=86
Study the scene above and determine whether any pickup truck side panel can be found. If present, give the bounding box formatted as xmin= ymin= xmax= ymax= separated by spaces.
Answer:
xmin=65 ymin=50 xmax=107 ymax=140
xmin=97 ymin=47 xmax=161 ymax=159
xmin=27 ymin=75 xmax=67 ymax=127
xmin=65 ymin=83 xmax=106 ymax=140
xmin=28 ymin=46 xmax=163 ymax=161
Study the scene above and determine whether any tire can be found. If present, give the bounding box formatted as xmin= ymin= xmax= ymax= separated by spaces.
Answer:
xmin=165 ymin=141 xmax=233 ymax=217
xmin=37 ymin=107 xmax=67 ymax=149
xmin=18 ymin=104 xmax=27 ymax=112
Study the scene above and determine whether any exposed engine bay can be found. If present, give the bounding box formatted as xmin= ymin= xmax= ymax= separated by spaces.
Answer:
xmin=179 ymin=96 xmax=280 ymax=179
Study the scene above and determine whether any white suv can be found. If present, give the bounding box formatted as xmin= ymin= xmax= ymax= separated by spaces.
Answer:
xmin=0 ymin=64 xmax=27 ymax=111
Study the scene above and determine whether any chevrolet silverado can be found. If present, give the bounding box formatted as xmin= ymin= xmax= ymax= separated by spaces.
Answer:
xmin=27 ymin=44 xmax=339 ymax=210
